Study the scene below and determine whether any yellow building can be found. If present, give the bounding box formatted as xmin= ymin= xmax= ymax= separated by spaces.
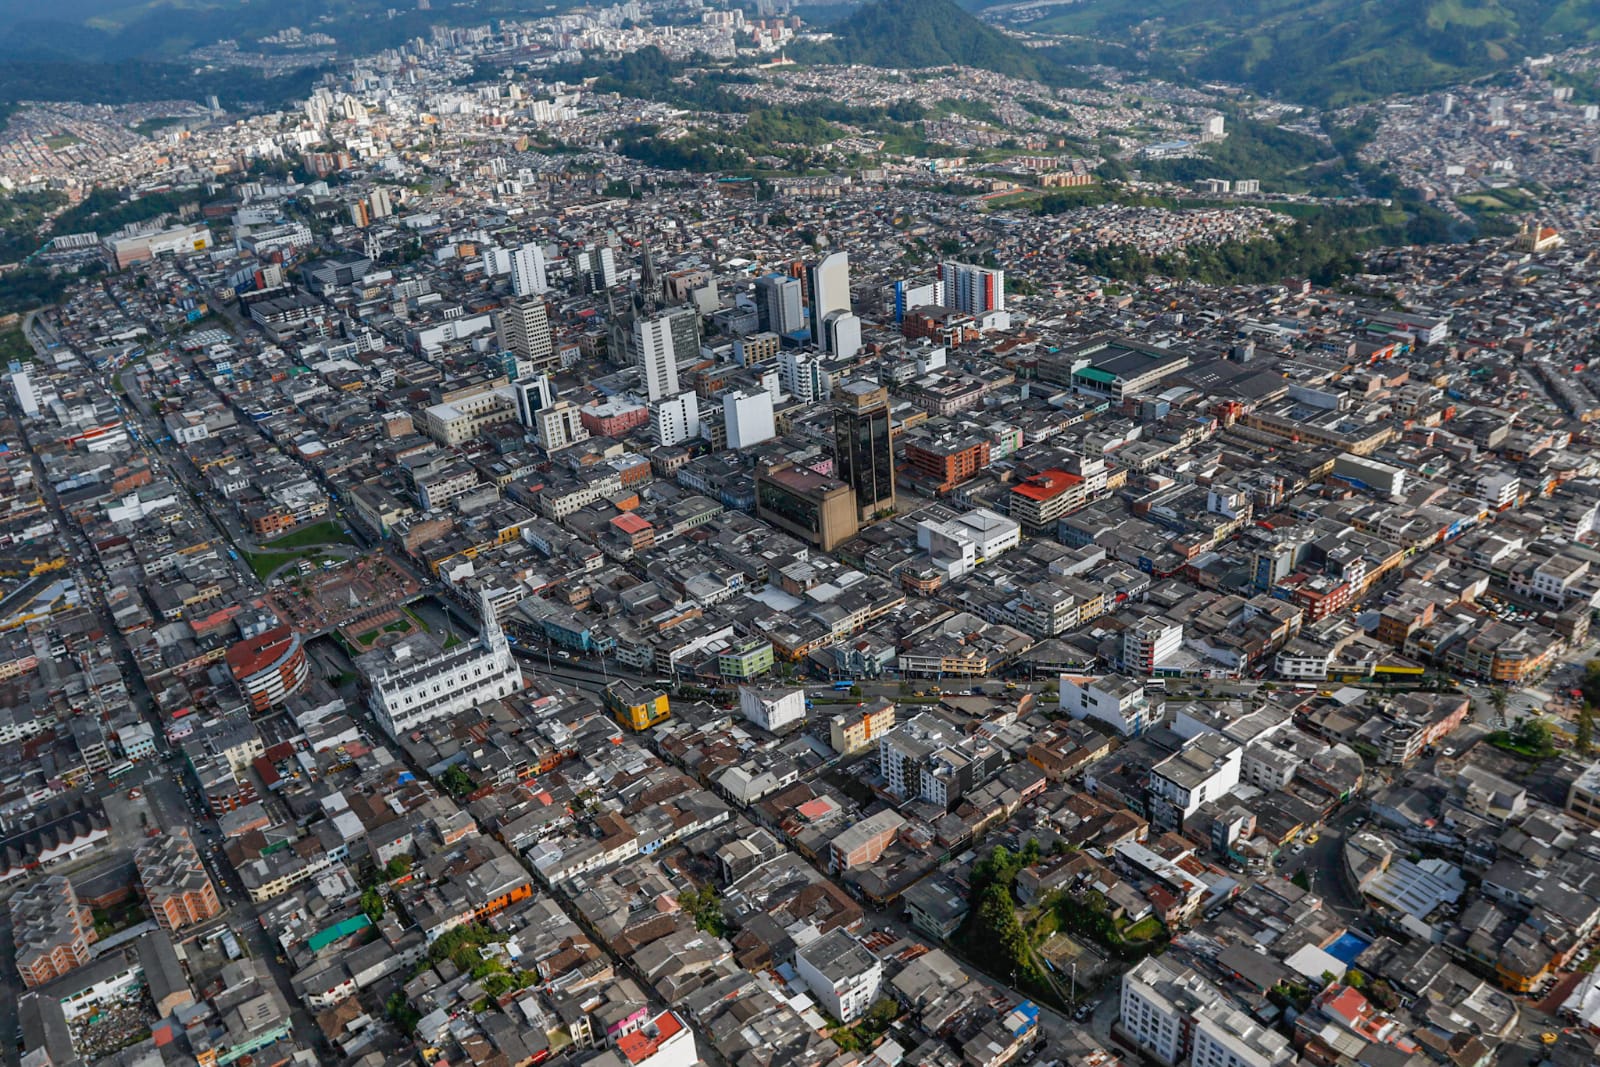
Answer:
xmin=603 ymin=682 xmax=671 ymax=732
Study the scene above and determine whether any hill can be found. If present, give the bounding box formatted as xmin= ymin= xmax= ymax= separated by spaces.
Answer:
xmin=802 ymin=0 xmax=1064 ymax=82
xmin=995 ymin=0 xmax=1600 ymax=104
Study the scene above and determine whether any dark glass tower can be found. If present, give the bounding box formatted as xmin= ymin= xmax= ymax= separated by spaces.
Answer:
xmin=834 ymin=380 xmax=896 ymax=523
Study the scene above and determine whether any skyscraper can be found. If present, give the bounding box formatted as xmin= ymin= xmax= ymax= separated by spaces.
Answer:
xmin=509 ymin=243 xmax=547 ymax=297
xmin=634 ymin=312 xmax=681 ymax=402
xmin=500 ymin=296 xmax=554 ymax=373
xmin=834 ymin=380 xmax=895 ymax=522
xmin=940 ymin=261 xmax=1005 ymax=315
xmin=755 ymin=273 xmax=805 ymax=337
xmin=808 ymin=252 xmax=850 ymax=352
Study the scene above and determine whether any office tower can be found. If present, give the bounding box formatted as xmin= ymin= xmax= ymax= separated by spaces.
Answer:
xmin=939 ymin=261 xmax=1005 ymax=315
xmin=723 ymin=388 xmax=776 ymax=449
xmin=535 ymin=400 xmax=589 ymax=451
xmin=500 ymin=296 xmax=554 ymax=373
xmin=650 ymin=391 xmax=700 ymax=446
xmin=823 ymin=311 xmax=862 ymax=360
xmin=833 ymin=380 xmax=895 ymax=522
xmin=509 ymin=243 xmax=547 ymax=297
xmin=664 ymin=304 xmax=700 ymax=364
xmin=808 ymin=252 xmax=850 ymax=352
xmin=755 ymin=273 xmax=805 ymax=336
xmin=514 ymin=375 xmax=555 ymax=428
xmin=570 ymin=244 xmax=617 ymax=292
xmin=634 ymin=312 xmax=681 ymax=402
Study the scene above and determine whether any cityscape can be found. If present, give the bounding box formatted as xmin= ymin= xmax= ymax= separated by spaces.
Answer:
xmin=0 ymin=2 xmax=1598 ymax=1067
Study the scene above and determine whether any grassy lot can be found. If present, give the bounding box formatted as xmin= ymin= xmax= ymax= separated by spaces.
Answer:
xmin=261 ymin=520 xmax=352 ymax=550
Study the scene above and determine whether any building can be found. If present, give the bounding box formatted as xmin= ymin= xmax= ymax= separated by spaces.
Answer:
xmin=755 ymin=463 xmax=859 ymax=552
xmin=509 ymin=244 xmax=548 ymax=296
xmin=905 ymin=434 xmax=992 ymax=495
xmin=103 ymin=223 xmax=212 ymax=269
xmin=756 ymin=273 xmax=805 ymax=336
xmin=614 ymin=1010 xmax=698 ymax=1067
xmin=1120 ymin=956 xmax=1226 ymax=1067
xmin=635 ymin=312 xmax=683 ymax=402
xmin=1064 ymin=336 xmax=1193 ymax=403
xmin=834 ymin=381 xmax=895 ymax=523
xmin=603 ymin=682 xmax=671 ymax=732
xmin=1147 ymin=734 xmax=1243 ymax=830
xmin=514 ymin=375 xmax=555 ymax=428
xmin=1058 ymin=675 xmax=1159 ymax=737
xmin=808 ymin=252 xmax=851 ymax=352
xmin=779 ymin=350 xmax=827 ymax=404
xmin=358 ymin=601 xmax=522 ymax=738
xmin=738 ymin=687 xmax=805 ymax=732
xmin=423 ymin=390 xmax=517 ymax=446
xmin=1009 ymin=469 xmax=1088 ymax=533
xmin=830 ymin=809 xmax=906 ymax=870
xmin=11 ymin=876 xmax=96 ymax=988
xmin=1123 ymin=618 xmax=1184 ymax=674
xmin=501 ymin=296 xmax=555 ymax=374
xmin=135 ymin=829 xmax=222 ymax=933
xmin=723 ymin=387 xmax=776 ymax=449
xmin=225 ymin=625 xmax=309 ymax=711
xmin=581 ymin=398 xmax=650 ymax=438
xmin=795 ymin=930 xmax=883 ymax=1023
xmin=536 ymin=400 xmax=590 ymax=451
xmin=1192 ymin=1005 xmax=1294 ymax=1067
xmin=940 ymin=261 xmax=1005 ymax=314
xmin=651 ymin=391 xmax=701 ymax=447
xmin=570 ymin=244 xmax=617 ymax=292
xmin=1567 ymin=762 xmax=1600 ymax=825
xmin=823 ymin=310 xmax=863 ymax=359
xmin=717 ymin=637 xmax=773 ymax=680
xmin=830 ymin=701 xmax=896 ymax=755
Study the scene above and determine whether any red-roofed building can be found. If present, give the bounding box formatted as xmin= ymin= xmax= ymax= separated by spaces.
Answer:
xmin=615 ymin=1011 xmax=696 ymax=1067
xmin=225 ymin=625 xmax=308 ymax=711
xmin=610 ymin=511 xmax=656 ymax=551
xmin=1009 ymin=469 xmax=1087 ymax=533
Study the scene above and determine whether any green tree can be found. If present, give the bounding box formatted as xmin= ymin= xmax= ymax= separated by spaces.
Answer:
xmin=439 ymin=765 xmax=476 ymax=797
xmin=385 ymin=854 xmax=414 ymax=879
xmin=361 ymin=886 xmax=385 ymax=922
xmin=1578 ymin=709 xmax=1595 ymax=757
xmin=1488 ymin=686 xmax=1510 ymax=720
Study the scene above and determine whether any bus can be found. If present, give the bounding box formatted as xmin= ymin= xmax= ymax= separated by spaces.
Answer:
xmin=833 ymin=680 xmax=855 ymax=691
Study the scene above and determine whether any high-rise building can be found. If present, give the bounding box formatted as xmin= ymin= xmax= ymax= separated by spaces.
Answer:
xmin=514 ymin=375 xmax=555 ymax=428
xmin=500 ymin=296 xmax=554 ymax=373
xmin=535 ymin=399 xmax=590 ymax=451
xmin=755 ymin=273 xmax=805 ymax=336
xmin=224 ymin=626 xmax=309 ymax=712
xmin=570 ymin=244 xmax=617 ymax=292
xmin=634 ymin=312 xmax=682 ymax=401
xmin=650 ymin=391 xmax=700 ymax=447
xmin=779 ymin=350 xmax=827 ymax=404
xmin=509 ymin=243 xmax=547 ymax=297
xmin=808 ymin=252 xmax=850 ymax=352
xmin=939 ymin=261 xmax=1005 ymax=315
xmin=11 ymin=876 xmax=97 ymax=989
xmin=823 ymin=310 xmax=862 ymax=359
xmin=723 ymin=387 xmax=776 ymax=449
xmin=368 ymin=185 xmax=394 ymax=219
xmin=833 ymin=380 xmax=895 ymax=522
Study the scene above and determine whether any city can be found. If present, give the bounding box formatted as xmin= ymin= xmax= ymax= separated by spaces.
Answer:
xmin=0 ymin=2 xmax=1596 ymax=1067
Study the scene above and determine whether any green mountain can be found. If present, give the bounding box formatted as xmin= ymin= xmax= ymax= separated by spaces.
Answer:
xmin=1000 ymin=0 xmax=1600 ymax=105
xmin=803 ymin=0 xmax=1061 ymax=81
